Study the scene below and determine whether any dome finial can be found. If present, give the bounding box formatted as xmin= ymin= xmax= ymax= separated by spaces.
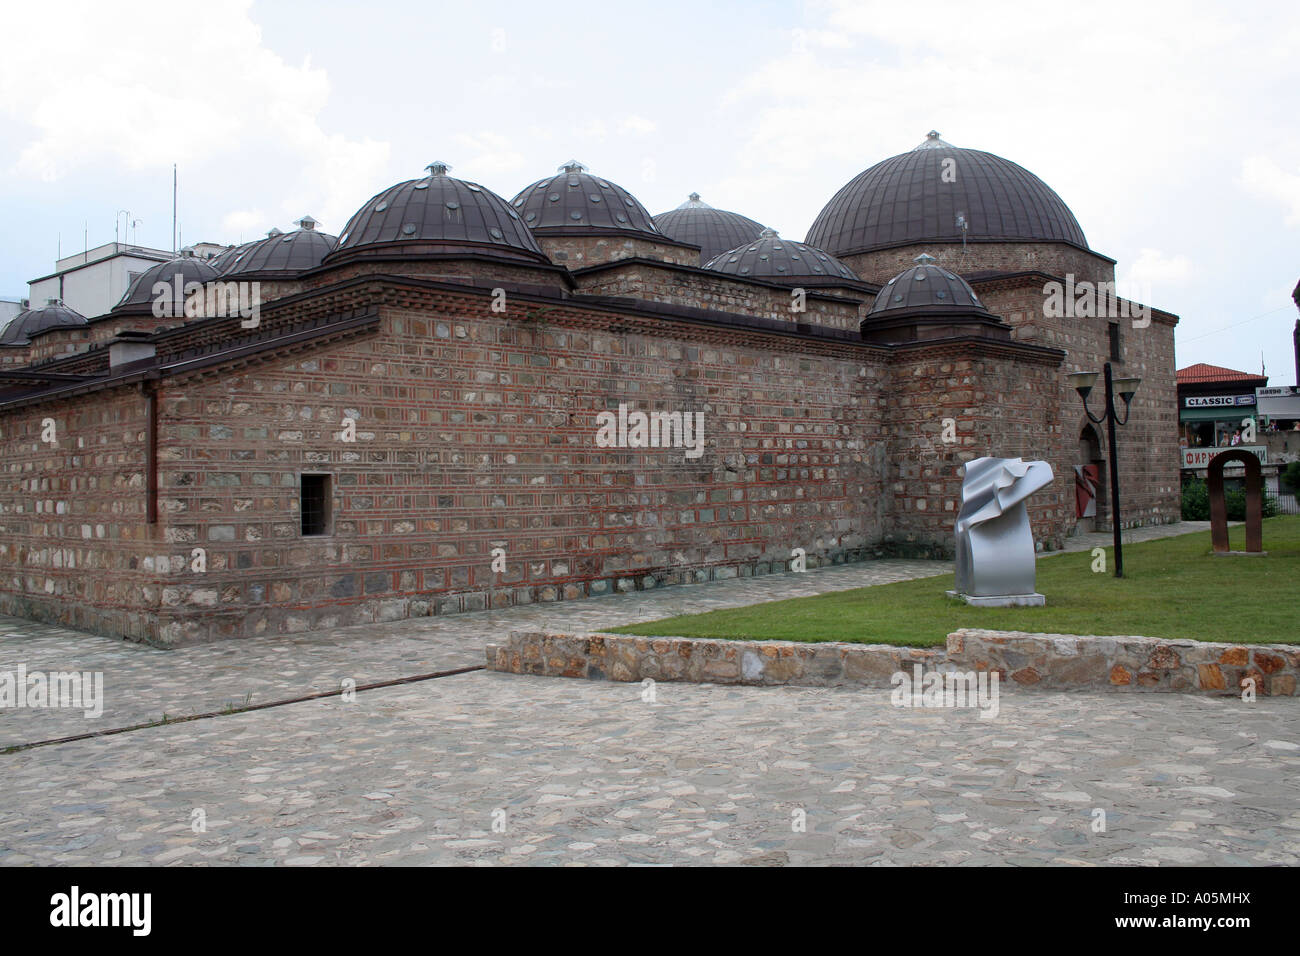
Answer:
xmin=296 ymin=215 xmax=318 ymax=231
xmin=914 ymin=131 xmax=955 ymax=150
xmin=677 ymin=192 xmax=712 ymax=210
xmin=426 ymin=161 xmax=451 ymax=177
xmin=558 ymin=159 xmax=588 ymax=173
xmin=914 ymin=252 xmax=937 ymax=266
xmin=759 ymin=227 xmax=779 ymax=239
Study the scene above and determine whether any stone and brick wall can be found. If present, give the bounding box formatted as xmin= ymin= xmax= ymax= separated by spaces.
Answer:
xmin=0 ymin=257 xmax=1178 ymax=645
xmin=973 ymin=274 xmax=1181 ymax=530
xmin=880 ymin=342 xmax=1070 ymax=554
xmin=141 ymin=287 xmax=895 ymax=642
xmin=0 ymin=388 xmax=160 ymax=641
xmin=842 ymin=241 xmax=1116 ymax=287
xmin=538 ymin=235 xmax=699 ymax=268
xmin=572 ymin=260 xmax=868 ymax=332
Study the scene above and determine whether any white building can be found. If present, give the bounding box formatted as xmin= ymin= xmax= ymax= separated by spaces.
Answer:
xmin=27 ymin=241 xmax=229 ymax=320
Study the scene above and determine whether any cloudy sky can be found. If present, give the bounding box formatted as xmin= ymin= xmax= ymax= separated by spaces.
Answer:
xmin=1 ymin=0 xmax=1297 ymax=381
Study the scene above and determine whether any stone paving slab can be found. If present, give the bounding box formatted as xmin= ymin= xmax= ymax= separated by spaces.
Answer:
xmin=0 ymin=670 xmax=1295 ymax=866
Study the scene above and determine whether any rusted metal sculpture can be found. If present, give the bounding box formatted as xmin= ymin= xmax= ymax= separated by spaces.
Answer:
xmin=1207 ymin=449 xmax=1263 ymax=553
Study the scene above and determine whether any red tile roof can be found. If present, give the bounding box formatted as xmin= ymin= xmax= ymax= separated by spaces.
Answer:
xmin=1176 ymin=363 xmax=1268 ymax=385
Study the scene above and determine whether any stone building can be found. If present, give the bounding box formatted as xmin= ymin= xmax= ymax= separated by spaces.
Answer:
xmin=0 ymin=135 xmax=1180 ymax=646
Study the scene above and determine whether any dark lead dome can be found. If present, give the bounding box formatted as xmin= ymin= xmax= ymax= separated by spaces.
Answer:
xmin=211 ymin=239 xmax=260 ymax=274
xmin=113 ymin=256 xmax=221 ymax=314
xmin=867 ymin=253 xmax=990 ymax=318
xmin=221 ymin=217 xmax=337 ymax=277
xmin=703 ymin=229 xmax=860 ymax=285
xmin=0 ymin=300 xmax=87 ymax=345
xmin=511 ymin=161 xmax=660 ymax=236
xmin=331 ymin=162 xmax=547 ymax=264
xmin=654 ymin=193 xmax=766 ymax=263
xmin=807 ymin=132 xmax=1088 ymax=257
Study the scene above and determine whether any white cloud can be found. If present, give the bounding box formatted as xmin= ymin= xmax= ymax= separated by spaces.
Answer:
xmin=619 ymin=115 xmax=657 ymax=136
xmin=718 ymin=0 xmax=1300 ymax=243
xmin=451 ymin=132 xmax=527 ymax=179
xmin=1122 ymin=248 xmax=1193 ymax=285
xmin=221 ymin=209 xmax=269 ymax=240
xmin=1240 ymin=155 xmax=1300 ymax=226
xmin=0 ymin=0 xmax=388 ymax=238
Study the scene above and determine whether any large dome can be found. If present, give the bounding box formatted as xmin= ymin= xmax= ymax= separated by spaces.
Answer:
xmin=511 ymin=161 xmax=660 ymax=237
xmin=703 ymin=229 xmax=861 ymax=285
xmin=113 ymin=256 xmax=220 ymax=314
xmin=221 ymin=217 xmax=337 ymax=277
xmin=330 ymin=162 xmax=547 ymax=264
xmin=654 ymin=193 xmax=766 ymax=263
xmin=806 ymin=132 xmax=1088 ymax=257
xmin=0 ymin=300 xmax=87 ymax=345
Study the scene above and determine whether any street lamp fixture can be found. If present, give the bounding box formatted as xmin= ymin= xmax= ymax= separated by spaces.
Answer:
xmin=1071 ymin=362 xmax=1141 ymax=578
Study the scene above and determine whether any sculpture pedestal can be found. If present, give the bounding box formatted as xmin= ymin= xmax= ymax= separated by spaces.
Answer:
xmin=946 ymin=590 xmax=1045 ymax=607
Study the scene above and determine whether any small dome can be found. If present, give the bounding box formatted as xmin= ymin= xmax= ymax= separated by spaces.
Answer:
xmin=807 ymin=132 xmax=1088 ymax=257
xmin=866 ymin=253 xmax=990 ymax=317
xmin=113 ymin=256 xmax=221 ymax=314
xmin=511 ymin=161 xmax=660 ymax=236
xmin=654 ymin=193 xmax=766 ymax=263
xmin=0 ymin=300 xmax=87 ymax=345
xmin=703 ymin=228 xmax=860 ymax=284
xmin=331 ymin=162 xmax=546 ymax=263
xmin=221 ymin=217 xmax=338 ymax=277
xmin=210 ymin=240 xmax=260 ymax=274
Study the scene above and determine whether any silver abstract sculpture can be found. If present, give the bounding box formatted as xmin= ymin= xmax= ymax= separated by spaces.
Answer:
xmin=950 ymin=457 xmax=1054 ymax=607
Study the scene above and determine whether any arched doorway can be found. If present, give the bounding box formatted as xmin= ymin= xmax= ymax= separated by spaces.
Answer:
xmin=1077 ymin=423 xmax=1104 ymax=532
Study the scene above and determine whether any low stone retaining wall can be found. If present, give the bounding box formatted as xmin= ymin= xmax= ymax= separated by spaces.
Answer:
xmin=486 ymin=628 xmax=1300 ymax=696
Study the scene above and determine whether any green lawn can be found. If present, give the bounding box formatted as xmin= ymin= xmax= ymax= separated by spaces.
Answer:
xmin=608 ymin=516 xmax=1300 ymax=647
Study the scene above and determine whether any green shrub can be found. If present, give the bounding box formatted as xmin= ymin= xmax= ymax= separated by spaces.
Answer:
xmin=1282 ymin=461 xmax=1300 ymax=499
xmin=1182 ymin=477 xmax=1279 ymax=520
xmin=1181 ymin=478 xmax=1209 ymax=520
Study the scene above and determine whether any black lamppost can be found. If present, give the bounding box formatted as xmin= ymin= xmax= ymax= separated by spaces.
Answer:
xmin=1068 ymin=363 xmax=1141 ymax=578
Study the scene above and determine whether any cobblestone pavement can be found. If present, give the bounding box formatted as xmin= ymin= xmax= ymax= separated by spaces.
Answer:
xmin=1 ymin=558 xmax=952 ymax=747
xmin=0 ymin=521 xmax=1209 ymax=748
xmin=0 ymin=672 xmax=1295 ymax=866
xmin=6 ymin=518 xmax=1288 ymax=867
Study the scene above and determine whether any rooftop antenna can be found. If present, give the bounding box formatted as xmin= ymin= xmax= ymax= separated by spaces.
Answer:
xmin=956 ymin=213 xmax=968 ymax=249
xmin=172 ymin=164 xmax=178 ymax=254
